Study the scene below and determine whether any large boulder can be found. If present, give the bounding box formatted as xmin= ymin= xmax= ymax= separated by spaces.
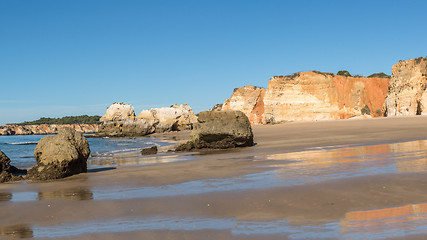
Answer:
xmin=27 ymin=128 xmax=90 ymax=180
xmin=177 ymin=110 xmax=254 ymax=150
xmin=0 ymin=151 xmax=26 ymax=183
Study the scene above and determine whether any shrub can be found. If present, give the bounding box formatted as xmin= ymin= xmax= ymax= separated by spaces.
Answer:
xmin=17 ymin=115 xmax=101 ymax=125
xmin=367 ymin=72 xmax=390 ymax=78
xmin=337 ymin=70 xmax=351 ymax=77
xmin=361 ymin=105 xmax=371 ymax=115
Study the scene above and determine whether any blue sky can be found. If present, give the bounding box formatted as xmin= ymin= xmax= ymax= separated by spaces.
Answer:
xmin=0 ymin=0 xmax=426 ymax=124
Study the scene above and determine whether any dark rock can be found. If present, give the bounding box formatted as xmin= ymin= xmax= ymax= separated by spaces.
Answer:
xmin=141 ymin=146 xmax=158 ymax=155
xmin=27 ymin=128 xmax=90 ymax=181
xmin=177 ymin=110 xmax=254 ymax=150
xmin=0 ymin=151 xmax=26 ymax=183
xmin=175 ymin=141 xmax=195 ymax=151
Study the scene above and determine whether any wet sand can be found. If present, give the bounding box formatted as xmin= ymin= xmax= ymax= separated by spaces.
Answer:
xmin=2 ymin=116 xmax=427 ymax=239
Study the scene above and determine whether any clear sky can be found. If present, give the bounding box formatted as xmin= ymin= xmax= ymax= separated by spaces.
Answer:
xmin=0 ymin=0 xmax=426 ymax=124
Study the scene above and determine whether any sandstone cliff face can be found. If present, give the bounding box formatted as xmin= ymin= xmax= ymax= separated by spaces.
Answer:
xmin=263 ymin=72 xmax=389 ymax=123
xmin=0 ymin=124 xmax=99 ymax=136
xmin=222 ymin=85 xmax=266 ymax=124
xmin=383 ymin=57 xmax=427 ymax=116
xmin=98 ymin=103 xmax=198 ymax=136
xmin=222 ymin=72 xmax=389 ymax=124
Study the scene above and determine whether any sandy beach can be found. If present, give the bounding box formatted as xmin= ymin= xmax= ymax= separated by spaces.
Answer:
xmin=2 ymin=116 xmax=427 ymax=239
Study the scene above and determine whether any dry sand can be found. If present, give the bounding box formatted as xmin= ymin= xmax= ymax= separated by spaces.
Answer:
xmin=1 ymin=116 xmax=427 ymax=239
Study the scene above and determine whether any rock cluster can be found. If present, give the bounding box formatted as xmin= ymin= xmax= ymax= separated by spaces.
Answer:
xmin=27 ymin=128 xmax=90 ymax=180
xmin=177 ymin=110 xmax=254 ymax=150
xmin=0 ymin=151 xmax=26 ymax=183
xmin=221 ymin=72 xmax=389 ymax=124
xmin=383 ymin=57 xmax=427 ymax=116
xmin=137 ymin=104 xmax=198 ymax=132
xmin=98 ymin=103 xmax=197 ymax=137
xmin=0 ymin=124 xmax=99 ymax=136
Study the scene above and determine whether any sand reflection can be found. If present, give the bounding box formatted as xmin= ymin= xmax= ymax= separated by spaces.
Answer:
xmin=0 ymin=192 xmax=12 ymax=202
xmin=341 ymin=203 xmax=427 ymax=236
xmin=262 ymin=140 xmax=427 ymax=182
xmin=0 ymin=224 xmax=33 ymax=239
xmin=38 ymin=187 xmax=93 ymax=201
xmin=88 ymin=153 xmax=193 ymax=167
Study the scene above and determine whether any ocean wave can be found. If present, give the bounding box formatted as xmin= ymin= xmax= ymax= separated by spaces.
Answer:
xmin=4 ymin=142 xmax=38 ymax=145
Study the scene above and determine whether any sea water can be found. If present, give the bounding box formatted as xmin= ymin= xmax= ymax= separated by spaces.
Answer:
xmin=0 ymin=135 xmax=169 ymax=169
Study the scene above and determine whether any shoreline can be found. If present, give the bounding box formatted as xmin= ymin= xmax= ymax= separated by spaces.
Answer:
xmin=2 ymin=116 xmax=427 ymax=239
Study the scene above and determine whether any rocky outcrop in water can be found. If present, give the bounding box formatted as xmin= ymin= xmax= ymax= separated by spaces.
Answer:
xmin=383 ymin=57 xmax=427 ymax=116
xmin=222 ymin=85 xmax=266 ymax=124
xmin=176 ymin=110 xmax=254 ymax=150
xmin=0 ymin=151 xmax=26 ymax=183
xmin=0 ymin=124 xmax=99 ymax=136
xmin=27 ymin=128 xmax=90 ymax=180
xmin=98 ymin=102 xmax=155 ymax=137
xmin=221 ymin=71 xmax=389 ymax=124
xmin=98 ymin=103 xmax=198 ymax=137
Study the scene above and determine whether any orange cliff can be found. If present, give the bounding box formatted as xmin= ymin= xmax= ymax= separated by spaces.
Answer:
xmin=221 ymin=71 xmax=390 ymax=124
xmin=221 ymin=85 xmax=266 ymax=124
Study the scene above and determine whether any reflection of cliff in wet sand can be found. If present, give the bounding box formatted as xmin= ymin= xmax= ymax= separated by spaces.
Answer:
xmin=266 ymin=140 xmax=427 ymax=182
xmin=342 ymin=203 xmax=427 ymax=234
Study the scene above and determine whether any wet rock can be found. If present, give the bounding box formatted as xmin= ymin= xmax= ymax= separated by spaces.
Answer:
xmin=0 ymin=151 xmax=26 ymax=183
xmin=141 ymin=146 xmax=158 ymax=155
xmin=177 ymin=110 xmax=254 ymax=150
xmin=27 ymin=128 xmax=90 ymax=181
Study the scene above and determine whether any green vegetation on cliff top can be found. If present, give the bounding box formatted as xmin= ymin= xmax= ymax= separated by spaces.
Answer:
xmin=17 ymin=115 xmax=101 ymax=125
xmin=367 ymin=72 xmax=390 ymax=78
xmin=337 ymin=70 xmax=351 ymax=77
